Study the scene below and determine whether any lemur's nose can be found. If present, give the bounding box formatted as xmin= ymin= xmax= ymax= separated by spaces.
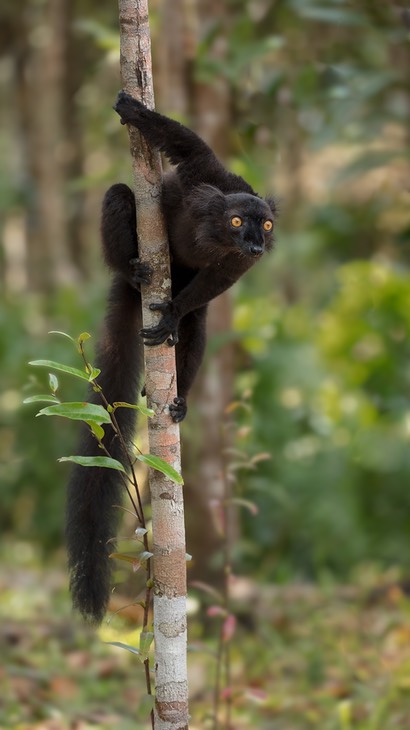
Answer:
xmin=249 ymin=244 xmax=263 ymax=257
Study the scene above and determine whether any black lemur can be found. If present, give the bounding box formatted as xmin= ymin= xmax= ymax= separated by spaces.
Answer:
xmin=66 ymin=91 xmax=277 ymax=624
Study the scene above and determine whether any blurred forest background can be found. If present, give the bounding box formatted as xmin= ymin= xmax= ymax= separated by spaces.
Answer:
xmin=2 ymin=0 xmax=409 ymax=580
xmin=1 ymin=0 xmax=410 ymax=727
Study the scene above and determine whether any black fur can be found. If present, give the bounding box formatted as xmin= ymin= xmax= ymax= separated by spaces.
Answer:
xmin=66 ymin=92 xmax=276 ymax=623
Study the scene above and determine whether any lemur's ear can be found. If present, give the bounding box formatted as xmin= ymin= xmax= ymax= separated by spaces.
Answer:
xmin=187 ymin=184 xmax=227 ymax=216
xmin=265 ymin=196 xmax=278 ymax=217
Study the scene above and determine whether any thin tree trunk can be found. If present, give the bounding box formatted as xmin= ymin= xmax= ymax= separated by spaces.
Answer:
xmin=117 ymin=2 xmax=188 ymax=728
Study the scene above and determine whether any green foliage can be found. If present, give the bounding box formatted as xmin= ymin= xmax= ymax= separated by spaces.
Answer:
xmin=58 ymin=455 xmax=126 ymax=471
xmin=0 ymin=286 xmax=103 ymax=548
xmin=1 ymin=0 xmax=410 ymax=577
xmin=234 ymin=260 xmax=410 ymax=577
xmin=135 ymin=453 xmax=184 ymax=485
xmin=29 ymin=360 xmax=96 ymax=382
xmin=37 ymin=402 xmax=112 ymax=423
xmin=190 ymin=0 xmax=410 ymax=581
xmin=26 ymin=330 xmax=184 ymax=487
xmin=106 ymin=631 xmax=155 ymax=665
xmin=319 ymin=262 xmax=410 ymax=397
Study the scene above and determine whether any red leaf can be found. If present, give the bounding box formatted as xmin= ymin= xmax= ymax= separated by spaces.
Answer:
xmin=207 ymin=605 xmax=226 ymax=618
xmin=222 ymin=614 xmax=236 ymax=642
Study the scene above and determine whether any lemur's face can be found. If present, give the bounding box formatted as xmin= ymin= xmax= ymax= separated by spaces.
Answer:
xmin=189 ymin=186 xmax=276 ymax=259
xmin=225 ymin=193 xmax=275 ymax=258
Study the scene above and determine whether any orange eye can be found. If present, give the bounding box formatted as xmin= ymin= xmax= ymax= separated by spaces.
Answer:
xmin=263 ymin=220 xmax=273 ymax=232
xmin=231 ymin=216 xmax=243 ymax=228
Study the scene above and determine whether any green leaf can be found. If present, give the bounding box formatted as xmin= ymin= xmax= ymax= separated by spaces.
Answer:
xmin=136 ymin=694 xmax=155 ymax=721
xmin=113 ymin=401 xmax=155 ymax=417
xmin=78 ymin=332 xmax=92 ymax=344
xmin=48 ymin=330 xmax=76 ymax=343
xmin=23 ymin=395 xmax=60 ymax=405
xmin=109 ymin=553 xmax=139 ymax=563
xmin=58 ymin=456 xmax=125 ymax=472
xmin=29 ymin=360 xmax=90 ymax=381
xmin=139 ymin=551 xmax=153 ymax=563
xmin=48 ymin=373 xmax=59 ymax=393
xmin=37 ymin=402 xmax=111 ymax=424
xmin=85 ymin=366 xmax=101 ymax=382
xmin=105 ymin=641 xmax=140 ymax=656
xmin=86 ymin=421 xmax=105 ymax=441
xmin=139 ymin=631 xmax=154 ymax=659
xmin=293 ymin=4 xmax=365 ymax=26
xmin=136 ymin=454 xmax=184 ymax=485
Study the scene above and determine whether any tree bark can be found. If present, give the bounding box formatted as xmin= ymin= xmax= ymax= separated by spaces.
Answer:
xmin=117 ymin=2 xmax=188 ymax=728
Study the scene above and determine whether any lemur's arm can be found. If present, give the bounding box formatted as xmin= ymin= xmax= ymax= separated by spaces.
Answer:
xmin=114 ymin=91 xmax=255 ymax=195
xmin=141 ymin=262 xmax=249 ymax=346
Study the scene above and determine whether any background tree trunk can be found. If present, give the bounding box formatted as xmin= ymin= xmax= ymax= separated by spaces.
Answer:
xmin=14 ymin=0 xmax=76 ymax=291
xmin=155 ymin=0 xmax=236 ymax=584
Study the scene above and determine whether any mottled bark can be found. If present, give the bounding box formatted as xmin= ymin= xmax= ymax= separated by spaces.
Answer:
xmin=117 ymin=1 xmax=188 ymax=728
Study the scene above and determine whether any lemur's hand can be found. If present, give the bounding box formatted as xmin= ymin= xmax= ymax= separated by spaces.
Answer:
xmin=113 ymin=91 xmax=148 ymax=126
xmin=140 ymin=302 xmax=179 ymax=347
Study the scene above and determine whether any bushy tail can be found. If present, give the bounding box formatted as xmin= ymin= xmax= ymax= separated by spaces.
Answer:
xmin=66 ymin=276 xmax=143 ymax=624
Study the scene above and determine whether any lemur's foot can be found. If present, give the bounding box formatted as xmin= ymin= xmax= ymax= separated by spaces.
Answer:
xmin=169 ymin=396 xmax=187 ymax=423
xmin=129 ymin=258 xmax=153 ymax=288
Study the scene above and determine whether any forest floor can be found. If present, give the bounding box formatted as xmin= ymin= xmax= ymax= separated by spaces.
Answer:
xmin=2 ymin=544 xmax=410 ymax=730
